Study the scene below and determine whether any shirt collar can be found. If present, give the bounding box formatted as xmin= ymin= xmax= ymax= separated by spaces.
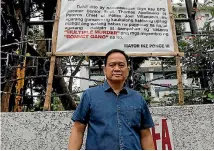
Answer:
xmin=103 ymin=81 xmax=129 ymax=94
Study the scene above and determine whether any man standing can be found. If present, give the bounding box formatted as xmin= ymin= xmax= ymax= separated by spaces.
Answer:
xmin=68 ymin=49 xmax=155 ymax=150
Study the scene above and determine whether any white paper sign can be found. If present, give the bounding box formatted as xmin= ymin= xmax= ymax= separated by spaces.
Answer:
xmin=56 ymin=0 xmax=175 ymax=54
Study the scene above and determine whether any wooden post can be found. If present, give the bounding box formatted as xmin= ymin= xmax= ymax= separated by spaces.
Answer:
xmin=43 ymin=0 xmax=61 ymax=111
xmin=176 ymin=57 xmax=184 ymax=105
xmin=47 ymin=52 xmax=184 ymax=57
xmin=168 ymin=0 xmax=184 ymax=105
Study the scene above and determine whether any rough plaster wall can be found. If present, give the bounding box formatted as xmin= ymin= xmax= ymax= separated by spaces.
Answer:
xmin=1 ymin=105 xmax=214 ymax=150
xmin=0 ymin=112 xmax=76 ymax=150
xmin=150 ymin=105 xmax=214 ymax=150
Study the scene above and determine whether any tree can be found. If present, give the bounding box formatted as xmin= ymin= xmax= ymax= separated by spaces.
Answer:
xmin=1 ymin=0 xmax=83 ymax=111
xmin=27 ymin=0 xmax=86 ymax=110
xmin=181 ymin=0 xmax=214 ymax=90
xmin=1 ymin=0 xmax=29 ymax=112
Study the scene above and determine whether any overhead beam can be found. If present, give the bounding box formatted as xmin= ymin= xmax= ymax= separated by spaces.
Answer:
xmin=175 ymin=18 xmax=190 ymax=22
xmin=28 ymin=20 xmax=54 ymax=25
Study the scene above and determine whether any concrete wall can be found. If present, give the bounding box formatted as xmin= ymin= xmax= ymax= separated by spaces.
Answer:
xmin=1 ymin=105 xmax=213 ymax=150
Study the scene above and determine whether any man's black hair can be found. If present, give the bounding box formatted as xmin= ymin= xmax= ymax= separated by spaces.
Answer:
xmin=104 ymin=49 xmax=129 ymax=66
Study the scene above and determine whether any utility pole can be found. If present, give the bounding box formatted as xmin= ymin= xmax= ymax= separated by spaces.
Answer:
xmin=185 ymin=0 xmax=198 ymax=34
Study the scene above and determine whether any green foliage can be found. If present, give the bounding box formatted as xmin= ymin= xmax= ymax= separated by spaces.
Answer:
xmin=199 ymin=0 xmax=214 ymax=18
xmin=208 ymin=92 xmax=214 ymax=99
xmin=51 ymin=96 xmax=64 ymax=111
xmin=30 ymin=98 xmax=44 ymax=111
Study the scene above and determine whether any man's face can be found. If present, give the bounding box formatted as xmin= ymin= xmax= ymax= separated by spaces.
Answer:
xmin=104 ymin=52 xmax=129 ymax=83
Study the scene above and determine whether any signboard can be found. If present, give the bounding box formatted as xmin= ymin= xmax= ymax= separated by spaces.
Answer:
xmin=150 ymin=116 xmax=174 ymax=150
xmin=56 ymin=0 xmax=175 ymax=55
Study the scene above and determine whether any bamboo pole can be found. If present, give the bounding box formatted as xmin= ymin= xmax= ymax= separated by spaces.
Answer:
xmin=43 ymin=0 xmax=61 ymax=111
xmin=168 ymin=0 xmax=184 ymax=105
xmin=47 ymin=52 xmax=185 ymax=57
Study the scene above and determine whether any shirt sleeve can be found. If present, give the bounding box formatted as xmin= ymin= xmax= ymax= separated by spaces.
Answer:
xmin=140 ymin=97 xmax=154 ymax=129
xmin=72 ymin=91 xmax=90 ymax=125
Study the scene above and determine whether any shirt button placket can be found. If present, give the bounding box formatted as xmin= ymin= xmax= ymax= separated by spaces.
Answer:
xmin=117 ymin=98 xmax=124 ymax=150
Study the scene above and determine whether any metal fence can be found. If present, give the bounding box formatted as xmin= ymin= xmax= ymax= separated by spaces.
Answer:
xmin=1 ymin=34 xmax=214 ymax=111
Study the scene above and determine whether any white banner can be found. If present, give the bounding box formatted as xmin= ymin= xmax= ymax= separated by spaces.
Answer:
xmin=56 ymin=0 xmax=175 ymax=54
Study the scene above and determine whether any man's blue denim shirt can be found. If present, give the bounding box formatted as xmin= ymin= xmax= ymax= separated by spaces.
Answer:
xmin=72 ymin=81 xmax=154 ymax=150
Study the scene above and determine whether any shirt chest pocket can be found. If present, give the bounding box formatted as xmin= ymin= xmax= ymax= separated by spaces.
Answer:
xmin=121 ymin=106 xmax=141 ymax=127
